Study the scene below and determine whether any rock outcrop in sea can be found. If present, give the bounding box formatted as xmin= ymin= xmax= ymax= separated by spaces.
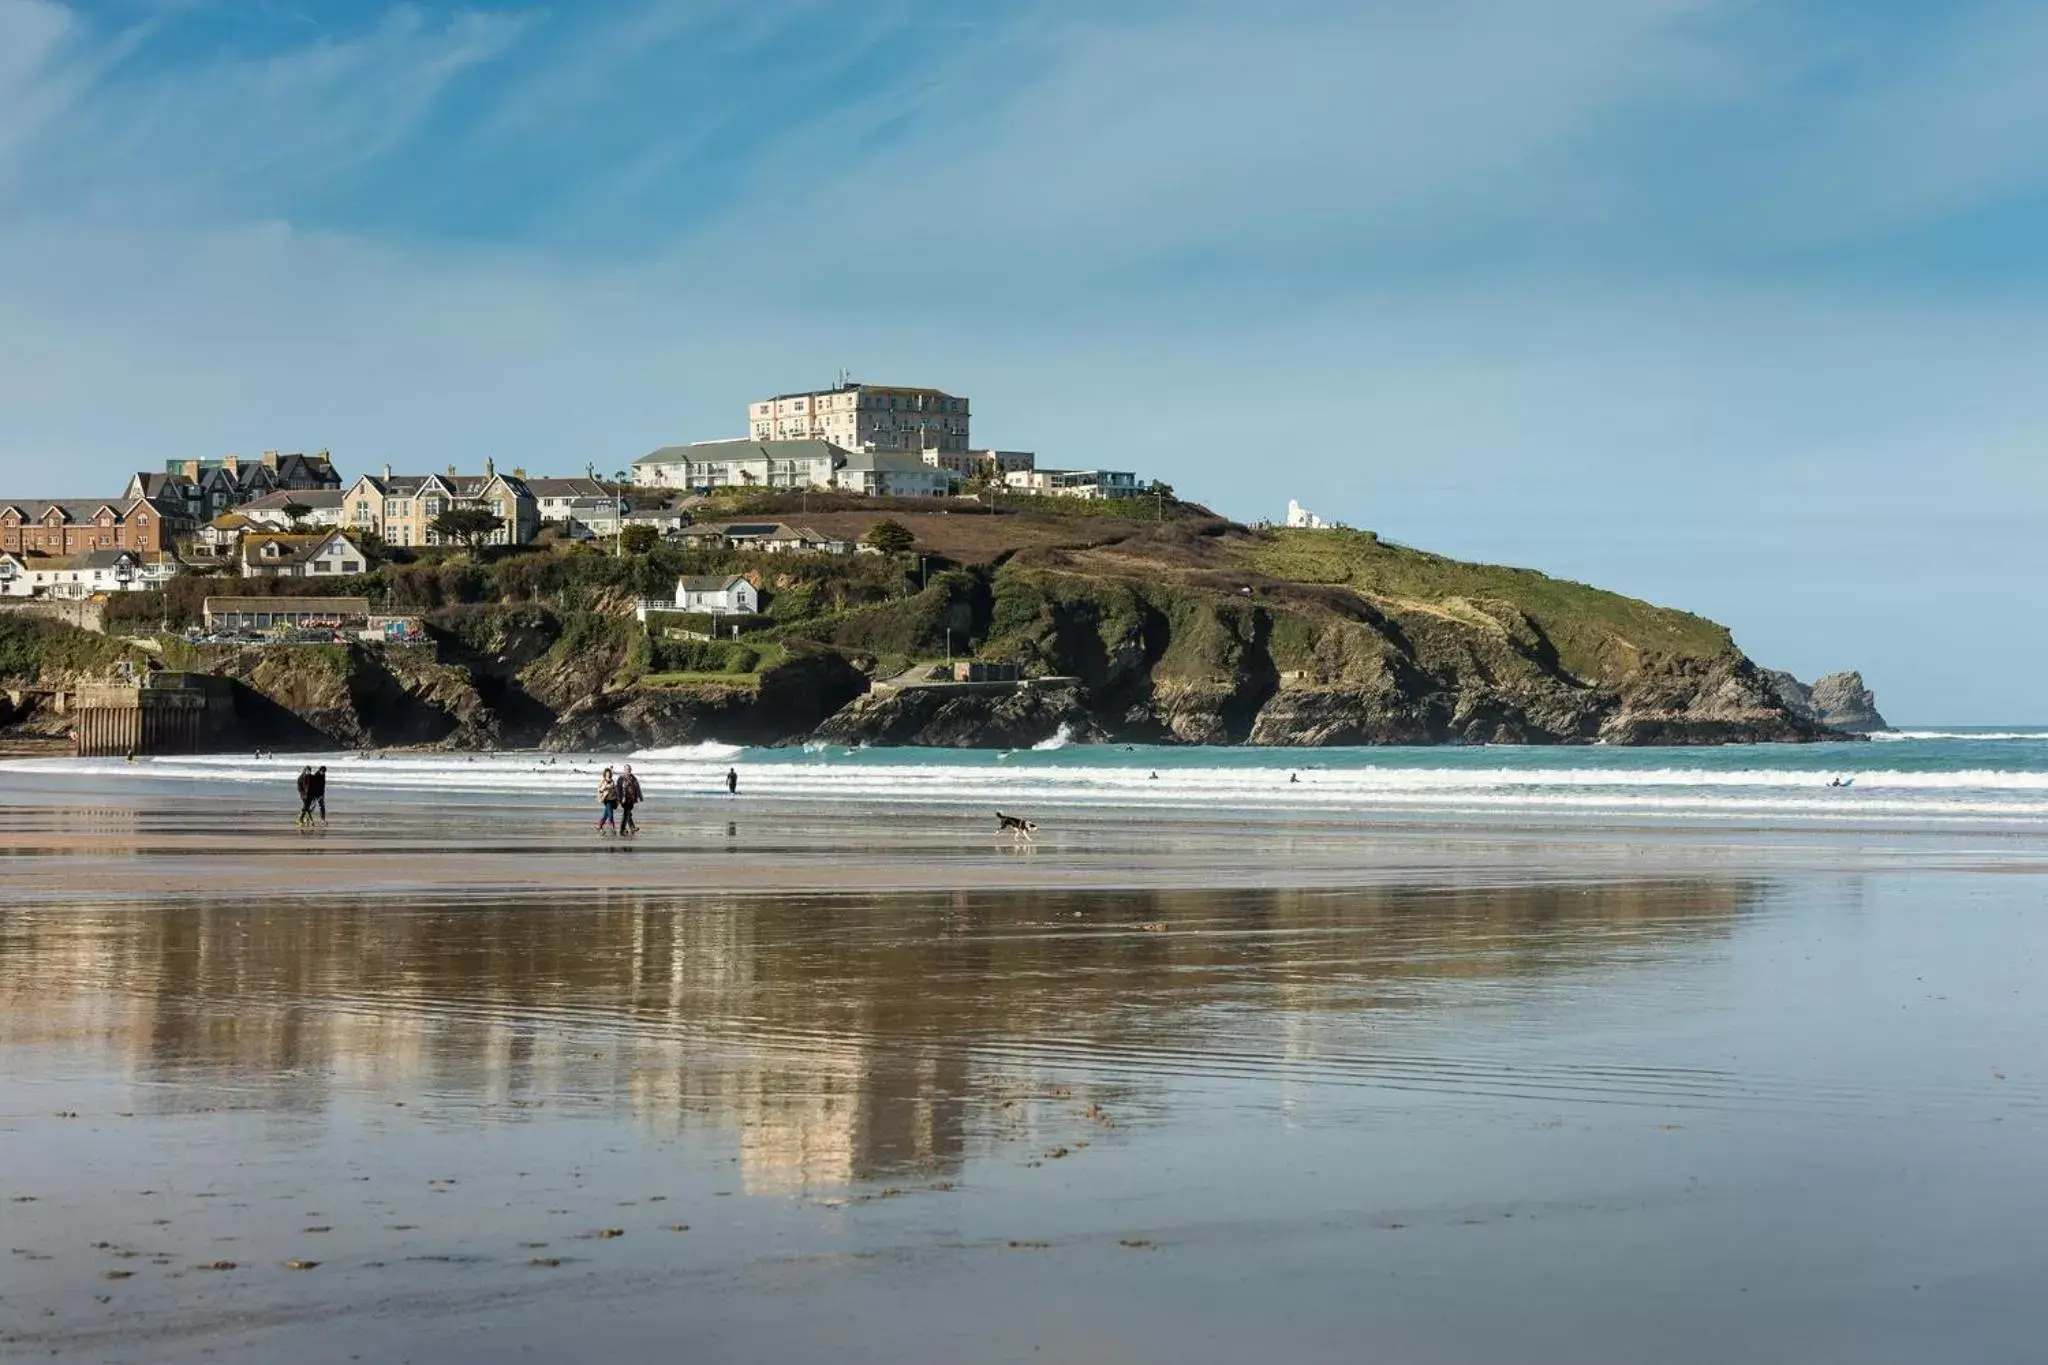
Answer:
xmin=1764 ymin=669 xmax=1890 ymax=734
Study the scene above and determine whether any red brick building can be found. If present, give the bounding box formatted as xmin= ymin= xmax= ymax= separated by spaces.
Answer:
xmin=0 ymin=499 xmax=177 ymax=557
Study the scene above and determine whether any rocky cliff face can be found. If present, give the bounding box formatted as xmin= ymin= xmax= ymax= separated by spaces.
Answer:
xmin=806 ymin=561 xmax=1843 ymax=749
xmin=1808 ymin=670 xmax=1890 ymax=733
xmin=1763 ymin=668 xmax=1890 ymax=734
xmin=1 ymin=530 xmax=1876 ymax=753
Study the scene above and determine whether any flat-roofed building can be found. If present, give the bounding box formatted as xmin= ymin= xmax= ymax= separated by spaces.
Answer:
xmin=748 ymin=382 xmax=970 ymax=455
xmin=203 ymin=596 xmax=372 ymax=633
xmin=922 ymin=448 xmax=1035 ymax=481
xmin=633 ymin=439 xmax=842 ymax=493
xmin=833 ymin=452 xmax=954 ymax=498
xmin=1002 ymin=468 xmax=1141 ymax=500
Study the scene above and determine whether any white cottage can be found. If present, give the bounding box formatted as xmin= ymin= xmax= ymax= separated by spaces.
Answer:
xmin=675 ymin=574 xmax=759 ymax=615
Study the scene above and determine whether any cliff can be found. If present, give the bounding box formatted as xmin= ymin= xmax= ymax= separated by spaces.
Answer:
xmin=1 ymin=508 xmax=1874 ymax=751
xmin=1765 ymin=668 xmax=1891 ymax=734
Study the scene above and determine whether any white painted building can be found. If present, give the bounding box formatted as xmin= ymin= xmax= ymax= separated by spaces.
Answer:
xmin=1285 ymin=499 xmax=1327 ymax=529
xmin=1002 ymin=468 xmax=1141 ymax=500
xmin=526 ymin=477 xmax=628 ymax=524
xmin=0 ymin=548 xmax=177 ymax=598
xmin=238 ymin=489 xmax=347 ymax=530
xmin=633 ymin=439 xmax=842 ymax=492
xmin=640 ymin=574 xmax=761 ymax=622
xmin=833 ymin=452 xmax=954 ymax=498
xmin=748 ymin=382 xmax=970 ymax=454
xmin=239 ymin=530 xmax=371 ymax=580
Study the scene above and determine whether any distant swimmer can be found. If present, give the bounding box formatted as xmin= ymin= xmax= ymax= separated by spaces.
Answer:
xmin=1148 ymin=771 xmax=1158 ymax=780
xmin=1829 ymin=776 xmax=1855 ymax=788
xmin=726 ymin=767 xmax=739 ymax=796
xmin=1290 ymin=772 xmax=1300 ymax=784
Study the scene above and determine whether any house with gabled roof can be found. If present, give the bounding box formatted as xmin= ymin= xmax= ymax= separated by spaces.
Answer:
xmin=239 ymin=488 xmax=346 ymax=530
xmin=239 ymin=530 xmax=370 ymax=580
xmin=340 ymin=462 xmax=538 ymax=548
xmin=0 ymin=547 xmax=172 ymax=599
xmin=0 ymin=498 xmax=177 ymax=557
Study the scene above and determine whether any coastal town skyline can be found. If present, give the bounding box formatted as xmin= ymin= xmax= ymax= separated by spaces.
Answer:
xmin=4 ymin=1 xmax=2046 ymax=723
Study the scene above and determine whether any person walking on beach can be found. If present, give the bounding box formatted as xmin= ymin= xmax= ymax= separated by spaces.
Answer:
xmin=310 ymin=765 xmax=329 ymax=824
xmin=295 ymin=766 xmax=317 ymax=828
xmin=725 ymin=767 xmax=738 ymax=796
xmin=597 ymin=767 xmax=620 ymax=834
xmin=617 ymin=764 xmax=643 ymax=836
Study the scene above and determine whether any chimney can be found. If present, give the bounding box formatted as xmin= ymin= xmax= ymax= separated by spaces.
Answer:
xmin=262 ymin=450 xmax=279 ymax=470
xmin=383 ymin=463 xmax=393 ymax=481
xmin=485 ymin=457 xmax=495 ymax=478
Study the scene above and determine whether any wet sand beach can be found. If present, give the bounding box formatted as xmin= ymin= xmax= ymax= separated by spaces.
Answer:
xmin=3 ymin=774 xmax=2046 ymax=1362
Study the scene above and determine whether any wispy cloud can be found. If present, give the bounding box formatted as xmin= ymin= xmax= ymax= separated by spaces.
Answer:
xmin=1 ymin=0 xmax=2047 ymax=717
xmin=1 ymin=3 xmax=529 ymax=220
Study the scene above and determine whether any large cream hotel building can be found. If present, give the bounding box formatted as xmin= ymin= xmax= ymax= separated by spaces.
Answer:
xmin=749 ymin=382 xmax=970 ymax=455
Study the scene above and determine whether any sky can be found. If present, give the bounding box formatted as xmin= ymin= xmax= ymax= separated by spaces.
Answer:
xmin=3 ymin=0 xmax=2045 ymax=722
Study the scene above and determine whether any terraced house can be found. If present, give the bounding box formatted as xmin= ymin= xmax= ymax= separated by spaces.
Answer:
xmin=340 ymin=464 xmax=539 ymax=548
xmin=0 ymin=497 xmax=181 ymax=557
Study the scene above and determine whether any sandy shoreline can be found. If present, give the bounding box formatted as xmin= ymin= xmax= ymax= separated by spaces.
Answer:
xmin=5 ymin=779 xmax=2047 ymax=904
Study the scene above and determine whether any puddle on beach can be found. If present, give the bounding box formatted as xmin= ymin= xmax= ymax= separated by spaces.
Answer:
xmin=2 ymin=877 xmax=2045 ymax=1363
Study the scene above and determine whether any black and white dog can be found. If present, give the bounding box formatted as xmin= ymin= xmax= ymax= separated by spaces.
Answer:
xmin=995 ymin=811 xmax=1038 ymax=842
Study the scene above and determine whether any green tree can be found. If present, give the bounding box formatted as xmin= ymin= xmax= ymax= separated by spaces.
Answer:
xmin=619 ymin=523 xmax=659 ymax=555
xmin=862 ymin=519 xmax=915 ymax=554
xmin=430 ymin=506 xmax=505 ymax=552
xmin=280 ymin=501 xmax=312 ymax=532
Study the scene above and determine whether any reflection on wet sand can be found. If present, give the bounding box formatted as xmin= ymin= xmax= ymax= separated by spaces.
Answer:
xmin=7 ymin=863 xmax=2048 ymax=1365
xmin=0 ymin=881 xmax=1758 ymax=1194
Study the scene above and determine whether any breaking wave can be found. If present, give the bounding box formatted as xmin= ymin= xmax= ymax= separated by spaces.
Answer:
xmin=12 ymin=735 xmax=2048 ymax=829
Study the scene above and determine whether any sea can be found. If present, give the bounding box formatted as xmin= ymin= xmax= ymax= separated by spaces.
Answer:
xmin=9 ymin=726 xmax=2048 ymax=830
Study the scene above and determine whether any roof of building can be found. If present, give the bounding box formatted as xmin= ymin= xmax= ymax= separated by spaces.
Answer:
xmin=203 ymin=595 xmax=371 ymax=616
xmin=129 ymin=472 xmax=197 ymax=499
xmin=208 ymin=512 xmax=254 ymax=530
xmin=677 ymin=575 xmax=751 ymax=593
xmin=758 ymin=383 xmax=959 ymax=402
xmin=243 ymin=489 xmax=347 ymax=511
xmin=7 ymin=548 xmax=141 ymax=572
xmin=349 ymin=472 xmax=531 ymax=498
xmin=526 ymin=477 xmax=617 ymax=498
xmin=0 ymin=499 xmax=134 ymax=522
xmin=242 ymin=531 xmax=359 ymax=567
xmin=635 ymin=439 xmax=846 ymax=467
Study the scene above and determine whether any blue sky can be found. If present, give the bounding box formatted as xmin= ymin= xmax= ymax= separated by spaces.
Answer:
xmin=3 ymin=0 xmax=2046 ymax=721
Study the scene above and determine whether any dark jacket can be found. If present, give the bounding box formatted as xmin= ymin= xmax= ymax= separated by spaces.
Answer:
xmin=619 ymin=774 xmax=643 ymax=805
xmin=309 ymin=769 xmax=327 ymax=800
xmin=296 ymin=770 xmax=315 ymax=802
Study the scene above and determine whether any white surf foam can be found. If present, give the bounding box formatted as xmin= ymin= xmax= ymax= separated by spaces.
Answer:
xmin=12 ymin=750 xmax=2048 ymax=827
xmin=1031 ymin=724 xmax=1076 ymax=752
xmin=628 ymin=741 xmax=746 ymax=761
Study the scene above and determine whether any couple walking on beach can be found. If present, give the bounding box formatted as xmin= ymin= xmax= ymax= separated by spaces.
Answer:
xmin=598 ymin=765 xmax=645 ymax=835
xmin=295 ymin=765 xmax=328 ymax=827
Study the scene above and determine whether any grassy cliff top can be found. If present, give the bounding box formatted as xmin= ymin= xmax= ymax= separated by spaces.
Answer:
xmin=1229 ymin=528 xmax=1735 ymax=677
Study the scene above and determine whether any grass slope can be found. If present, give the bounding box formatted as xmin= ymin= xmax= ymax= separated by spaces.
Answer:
xmin=1234 ymin=529 xmax=1733 ymax=678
